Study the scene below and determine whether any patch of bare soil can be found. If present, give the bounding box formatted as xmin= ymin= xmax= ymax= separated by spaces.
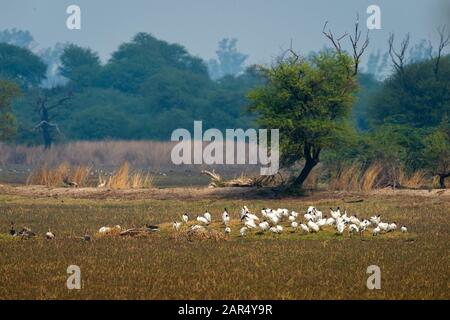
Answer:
xmin=0 ymin=183 xmax=449 ymax=201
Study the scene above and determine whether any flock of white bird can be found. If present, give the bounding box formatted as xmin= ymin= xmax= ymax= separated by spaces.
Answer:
xmin=9 ymin=205 xmax=407 ymax=241
xmin=174 ymin=205 xmax=408 ymax=237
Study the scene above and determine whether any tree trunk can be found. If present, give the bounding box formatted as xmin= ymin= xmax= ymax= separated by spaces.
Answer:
xmin=291 ymin=158 xmax=319 ymax=188
xmin=41 ymin=105 xmax=52 ymax=149
xmin=438 ymin=173 xmax=450 ymax=189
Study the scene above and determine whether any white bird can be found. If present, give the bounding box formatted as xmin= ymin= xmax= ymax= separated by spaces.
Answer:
xmin=290 ymin=211 xmax=299 ymax=219
xmin=288 ymin=215 xmax=296 ymax=222
xmin=330 ymin=207 xmax=341 ymax=219
xmin=304 ymin=213 xmax=314 ymax=221
xmin=378 ymin=222 xmax=389 ymax=232
xmin=291 ymin=221 xmax=298 ymax=231
xmin=326 ymin=217 xmax=335 ymax=226
xmin=172 ymin=221 xmax=182 ymax=231
xmin=190 ymin=225 xmax=206 ymax=231
xmin=349 ymin=215 xmax=360 ymax=226
xmin=336 ymin=222 xmax=345 ymax=234
xmin=401 ymin=225 xmax=407 ymax=233
xmin=269 ymin=226 xmax=280 ymax=234
xmin=388 ymin=223 xmax=397 ymax=232
xmin=240 ymin=226 xmax=248 ymax=237
xmin=203 ymin=211 xmax=212 ymax=223
xmin=196 ymin=216 xmax=209 ymax=225
xmin=244 ymin=218 xmax=257 ymax=229
xmin=246 ymin=213 xmax=260 ymax=221
xmin=45 ymin=229 xmax=55 ymax=240
xmin=373 ymin=227 xmax=381 ymax=236
xmin=307 ymin=220 xmax=319 ymax=233
xmin=267 ymin=212 xmax=280 ymax=225
xmin=307 ymin=206 xmax=316 ymax=215
xmin=370 ymin=215 xmax=381 ymax=226
xmin=222 ymin=208 xmax=230 ymax=226
xmin=349 ymin=224 xmax=359 ymax=234
xmin=258 ymin=221 xmax=270 ymax=232
xmin=300 ymin=223 xmax=310 ymax=233
xmin=317 ymin=218 xmax=327 ymax=229
xmin=224 ymin=227 xmax=231 ymax=235
xmin=98 ymin=226 xmax=112 ymax=234
xmin=240 ymin=207 xmax=247 ymax=220
xmin=315 ymin=209 xmax=323 ymax=220
xmin=276 ymin=225 xmax=283 ymax=233
xmin=182 ymin=213 xmax=189 ymax=223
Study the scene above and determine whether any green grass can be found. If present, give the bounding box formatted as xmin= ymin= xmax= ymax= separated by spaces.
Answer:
xmin=0 ymin=193 xmax=448 ymax=299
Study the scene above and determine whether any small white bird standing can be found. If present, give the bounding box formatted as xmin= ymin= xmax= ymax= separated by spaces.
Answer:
xmin=291 ymin=221 xmax=298 ymax=231
xmin=45 ymin=229 xmax=55 ymax=240
xmin=336 ymin=222 xmax=345 ymax=235
xmin=269 ymin=226 xmax=280 ymax=234
xmin=373 ymin=227 xmax=381 ymax=236
xmin=172 ymin=221 xmax=182 ymax=231
xmin=244 ymin=218 xmax=257 ymax=229
xmin=196 ymin=216 xmax=209 ymax=225
xmin=258 ymin=221 xmax=270 ymax=232
xmin=388 ymin=222 xmax=397 ymax=232
xmin=307 ymin=220 xmax=319 ymax=233
xmin=240 ymin=226 xmax=248 ymax=237
xmin=378 ymin=222 xmax=389 ymax=232
xmin=401 ymin=225 xmax=407 ymax=233
xmin=300 ymin=223 xmax=310 ymax=233
xmin=288 ymin=215 xmax=296 ymax=222
xmin=203 ymin=211 xmax=212 ymax=223
xmin=276 ymin=225 xmax=283 ymax=233
xmin=349 ymin=224 xmax=359 ymax=234
xmin=222 ymin=208 xmax=230 ymax=226
xmin=326 ymin=217 xmax=335 ymax=226
xmin=224 ymin=227 xmax=231 ymax=235
xmin=182 ymin=213 xmax=189 ymax=224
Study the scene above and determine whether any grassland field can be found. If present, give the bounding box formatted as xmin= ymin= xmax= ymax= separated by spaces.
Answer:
xmin=0 ymin=186 xmax=449 ymax=299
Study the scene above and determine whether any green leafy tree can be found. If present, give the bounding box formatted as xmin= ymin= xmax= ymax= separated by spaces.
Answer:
xmin=248 ymin=50 xmax=359 ymax=187
xmin=0 ymin=43 xmax=46 ymax=87
xmin=0 ymin=80 xmax=20 ymax=141
xmin=59 ymin=44 xmax=102 ymax=88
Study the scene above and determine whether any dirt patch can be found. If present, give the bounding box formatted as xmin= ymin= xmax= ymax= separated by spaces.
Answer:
xmin=0 ymin=183 xmax=449 ymax=201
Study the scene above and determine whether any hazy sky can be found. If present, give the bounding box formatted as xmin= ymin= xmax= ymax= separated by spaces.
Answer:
xmin=1 ymin=0 xmax=449 ymax=64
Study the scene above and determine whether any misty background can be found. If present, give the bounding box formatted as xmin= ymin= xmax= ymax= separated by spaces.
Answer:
xmin=1 ymin=0 xmax=449 ymax=65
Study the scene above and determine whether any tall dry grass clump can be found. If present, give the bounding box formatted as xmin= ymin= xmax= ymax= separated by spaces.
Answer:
xmin=360 ymin=163 xmax=384 ymax=191
xmin=27 ymin=163 xmax=91 ymax=187
xmin=103 ymin=162 xmax=154 ymax=189
xmin=328 ymin=163 xmax=362 ymax=191
xmin=398 ymin=168 xmax=427 ymax=189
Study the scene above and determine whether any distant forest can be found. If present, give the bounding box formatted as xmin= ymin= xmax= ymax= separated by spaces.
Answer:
xmin=0 ymin=28 xmax=449 ymax=186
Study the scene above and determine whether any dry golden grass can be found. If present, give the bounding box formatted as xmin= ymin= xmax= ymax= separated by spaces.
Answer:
xmin=0 ymin=193 xmax=448 ymax=299
xmin=26 ymin=163 xmax=92 ymax=187
xmin=360 ymin=163 xmax=384 ymax=191
xmin=106 ymin=162 xmax=155 ymax=189
xmin=328 ymin=163 xmax=362 ymax=191
xmin=398 ymin=169 xmax=427 ymax=189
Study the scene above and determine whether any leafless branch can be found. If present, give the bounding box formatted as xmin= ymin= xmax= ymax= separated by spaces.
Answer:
xmin=322 ymin=21 xmax=348 ymax=54
xmin=434 ymin=25 xmax=450 ymax=77
xmin=388 ymin=33 xmax=410 ymax=74
xmin=349 ymin=13 xmax=370 ymax=75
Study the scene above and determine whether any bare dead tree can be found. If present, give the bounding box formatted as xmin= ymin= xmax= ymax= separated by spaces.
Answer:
xmin=322 ymin=15 xmax=369 ymax=94
xmin=431 ymin=25 xmax=450 ymax=77
xmin=388 ymin=33 xmax=410 ymax=75
xmin=322 ymin=21 xmax=348 ymax=55
xmin=349 ymin=13 xmax=370 ymax=75
xmin=34 ymin=92 xmax=72 ymax=149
